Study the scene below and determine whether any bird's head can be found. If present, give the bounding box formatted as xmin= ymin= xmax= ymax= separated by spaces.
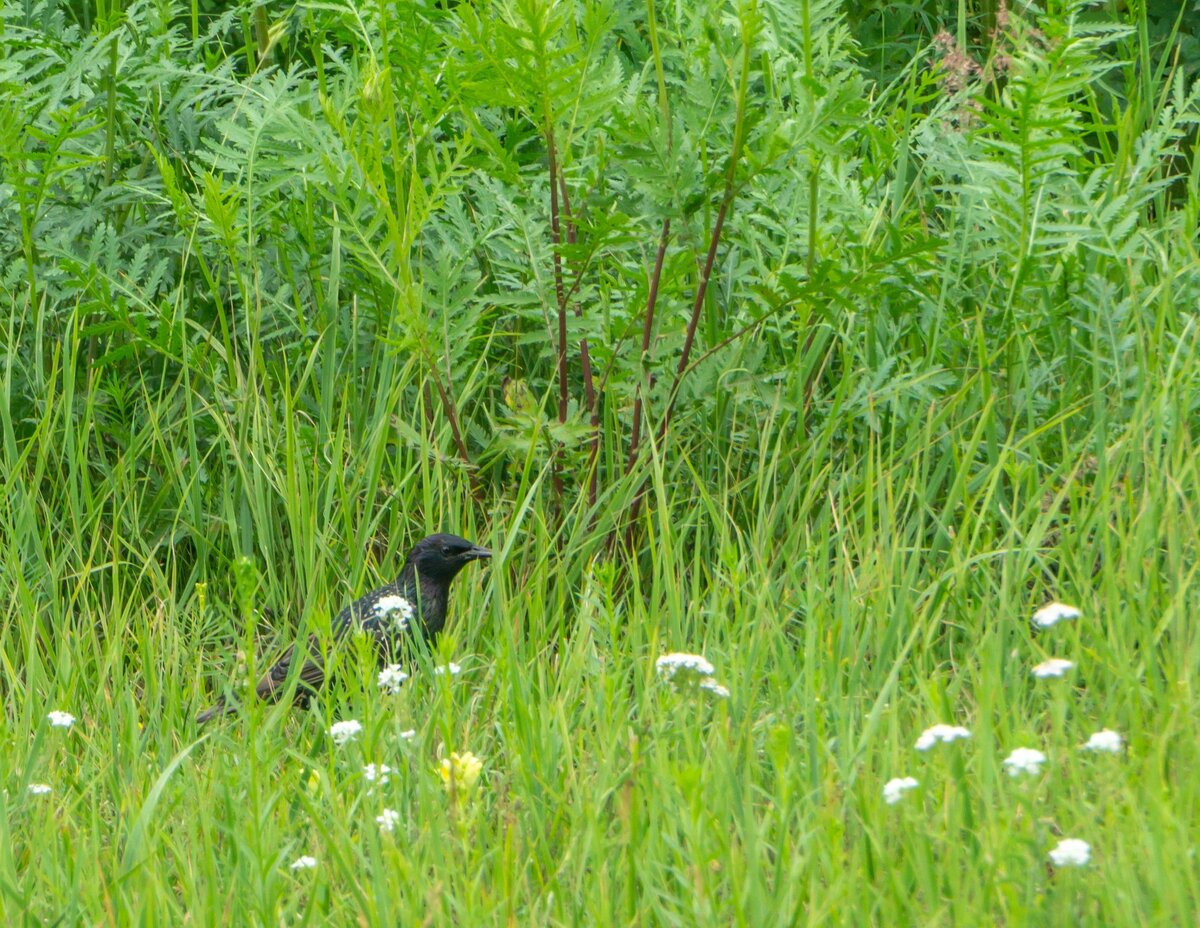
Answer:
xmin=406 ymin=533 xmax=492 ymax=584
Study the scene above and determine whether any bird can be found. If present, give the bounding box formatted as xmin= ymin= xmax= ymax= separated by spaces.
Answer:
xmin=197 ymin=533 xmax=491 ymax=723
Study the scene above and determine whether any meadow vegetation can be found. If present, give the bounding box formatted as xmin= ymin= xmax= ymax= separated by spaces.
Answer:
xmin=1 ymin=0 xmax=1199 ymax=922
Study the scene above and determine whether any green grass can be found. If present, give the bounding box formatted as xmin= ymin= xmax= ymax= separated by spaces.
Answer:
xmin=2 ymin=0 xmax=1199 ymax=923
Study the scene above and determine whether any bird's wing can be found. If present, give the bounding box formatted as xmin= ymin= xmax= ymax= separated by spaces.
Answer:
xmin=254 ymin=638 xmax=327 ymax=703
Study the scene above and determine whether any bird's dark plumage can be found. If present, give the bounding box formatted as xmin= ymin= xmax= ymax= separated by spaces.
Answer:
xmin=197 ymin=533 xmax=490 ymax=723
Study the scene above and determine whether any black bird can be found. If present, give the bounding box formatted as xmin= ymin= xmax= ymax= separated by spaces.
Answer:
xmin=197 ymin=533 xmax=491 ymax=723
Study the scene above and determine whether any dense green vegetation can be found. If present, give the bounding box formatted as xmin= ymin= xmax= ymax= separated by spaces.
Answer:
xmin=2 ymin=0 xmax=1198 ymax=923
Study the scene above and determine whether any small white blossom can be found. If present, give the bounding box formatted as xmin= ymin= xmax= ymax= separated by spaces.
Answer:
xmin=655 ymin=652 xmax=715 ymax=680
xmin=47 ymin=711 xmax=75 ymax=729
xmin=289 ymin=855 xmax=318 ymax=871
xmin=377 ymin=664 xmax=410 ymax=694
xmin=363 ymin=763 xmax=393 ymax=784
xmin=328 ymin=720 xmax=363 ymax=746
xmin=1002 ymin=747 xmax=1047 ymax=777
xmin=1082 ymin=729 xmax=1122 ymax=753
xmin=915 ymin=724 xmax=972 ymax=751
xmin=1033 ymin=602 xmax=1081 ymax=628
xmin=27 ymin=783 xmax=52 ymax=796
xmin=882 ymin=777 xmax=919 ymax=805
xmin=374 ymin=595 xmax=414 ymax=631
xmin=399 ymin=729 xmax=416 ymax=740
xmin=432 ymin=662 xmax=462 ymax=677
xmin=655 ymin=652 xmax=718 ymax=694
xmin=376 ymin=808 xmax=401 ymax=833
xmin=699 ymin=679 xmax=730 ymax=698
xmin=1048 ymin=838 xmax=1091 ymax=867
xmin=1031 ymin=658 xmax=1075 ymax=679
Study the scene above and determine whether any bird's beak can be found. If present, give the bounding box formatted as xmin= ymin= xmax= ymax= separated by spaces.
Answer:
xmin=468 ymin=545 xmax=492 ymax=562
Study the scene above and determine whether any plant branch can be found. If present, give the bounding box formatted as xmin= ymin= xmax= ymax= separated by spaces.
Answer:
xmin=626 ymin=218 xmax=671 ymax=474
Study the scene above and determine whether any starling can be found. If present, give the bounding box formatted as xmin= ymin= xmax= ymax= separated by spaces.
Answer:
xmin=197 ymin=533 xmax=491 ymax=723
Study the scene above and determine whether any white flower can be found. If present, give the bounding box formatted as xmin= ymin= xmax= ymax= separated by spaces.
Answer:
xmin=1031 ymin=658 xmax=1075 ymax=679
xmin=655 ymin=652 xmax=715 ymax=680
xmin=47 ymin=711 xmax=75 ymax=729
xmin=27 ymin=783 xmax=52 ymax=796
xmin=655 ymin=652 xmax=718 ymax=695
xmin=433 ymin=662 xmax=461 ymax=677
xmin=374 ymin=595 xmax=414 ymax=631
xmin=289 ymin=855 xmax=318 ymax=870
xmin=363 ymin=763 xmax=393 ymax=784
xmin=1033 ymin=602 xmax=1081 ymax=628
xmin=1048 ymin=838 xmax=1091 ymax=867
xmin=377 ymin=664 xmax=410 ymax=694
xmin=1082 ymin=729 xmax=1122 ymax=753
xmin=882 ymin=777 xmax=919 ymax=805
xmin=915 ymin=724 xmax=972 ymax=751
xmin=328 ymin=720 xmax=363 ymax=745
xmin=699 ymin=679 xmax=730 ymax=698
xmin=1002 ymin=747 xmax=1047 ymax=777
xmin=399 ymin=729 xmax=416 ymax=740
xmin=376 ymin=808 xmax=401 ymax=833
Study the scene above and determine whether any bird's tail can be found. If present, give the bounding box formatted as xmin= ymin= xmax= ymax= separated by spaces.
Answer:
xmin=196 ymin=698 xmax=237 ymax=724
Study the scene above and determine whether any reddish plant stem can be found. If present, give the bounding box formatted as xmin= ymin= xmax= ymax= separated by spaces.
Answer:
xmin=422 ymin=350 xmax=483 ymax=502
xmin=546 ymin=122 xmax=567 ymax=502
xmin=557 ymin=174 xmax=601 ymax=510
xmin=626 ymin=218 xmax=671 ymax=474
xmin=656 ymin=196 xmax=730 ymax=445
xmin=625 ymin=194 xmax=733 ymax=539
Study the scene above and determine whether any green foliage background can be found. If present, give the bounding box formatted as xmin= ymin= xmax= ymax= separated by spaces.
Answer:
xmin=1 ymin=0 xmax=1198 ymax=923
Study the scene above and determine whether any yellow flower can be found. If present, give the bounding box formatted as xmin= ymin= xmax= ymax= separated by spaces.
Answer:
xmin=438 ymin=751 xmax=483 ymax=797
xmin=305 ymin=769 xmax=321 ymax=795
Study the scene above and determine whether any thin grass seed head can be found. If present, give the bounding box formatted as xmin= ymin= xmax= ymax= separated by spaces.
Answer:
xmin=915 ymin=724 xmax=972 ymax=751
xmin=1048 ymin=838 xmax=1091 ymax=867
xmin=1082 ymin=730 xmax=1122 ymax=753
xmin=328 ymin=720 xmax=363 ymax=746
xmin=883 ymin=777 xmax=919 ymax=805
xmin=1033 ymin=602 xmax=1081 ymax=628
xmin=1002 ymin=747 xmax=1046 ymax=777
xmin=1031 ymin=658 xmax=1075 ymax=679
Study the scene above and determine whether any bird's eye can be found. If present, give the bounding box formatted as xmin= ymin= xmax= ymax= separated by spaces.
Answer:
xmin=443 ymin=543 xmax=469 ymax=557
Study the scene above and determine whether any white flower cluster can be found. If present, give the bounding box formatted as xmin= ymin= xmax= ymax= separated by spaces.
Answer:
xmin=882 ymin=777 xmax=919 ymax=805
xmin=1048 ymin=838 xmax=1090 ymax=867
xmin=655 ymin=652 xmax=730 ymax=698
xmin=1032 ymin=602 xmax=1081 ymax=628
xmin=377 ymin=664 xmax=409 ymax=694
xmin=1031 ymin=658 xmax=1074 ymax=679
xmin=290 ymin=855 xmax=317 ymax=871
xmin=373 ymin=595 xmax=414 ymax=632
xmin=883 ymin=599 xmax=1127 ymax=874
xmin=1082 ymin=729 xmax=1122 ymax=753
xmin=363 ymin=763 xmax=392 ymax=784
xmin=47 ymin=711 xmax=76 ymax=729
xmin=376 ymin=808 xmax=401 ymax=833
xmin=1002 ymin=747 xmax=1046 ymax=777
xmin=914 ymin=724 xmax=972 ymax=751
xmin=328 ymin=720 xmax=363 ymax=746
xmin=433 ymin=662 xmax=462 ymax=677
